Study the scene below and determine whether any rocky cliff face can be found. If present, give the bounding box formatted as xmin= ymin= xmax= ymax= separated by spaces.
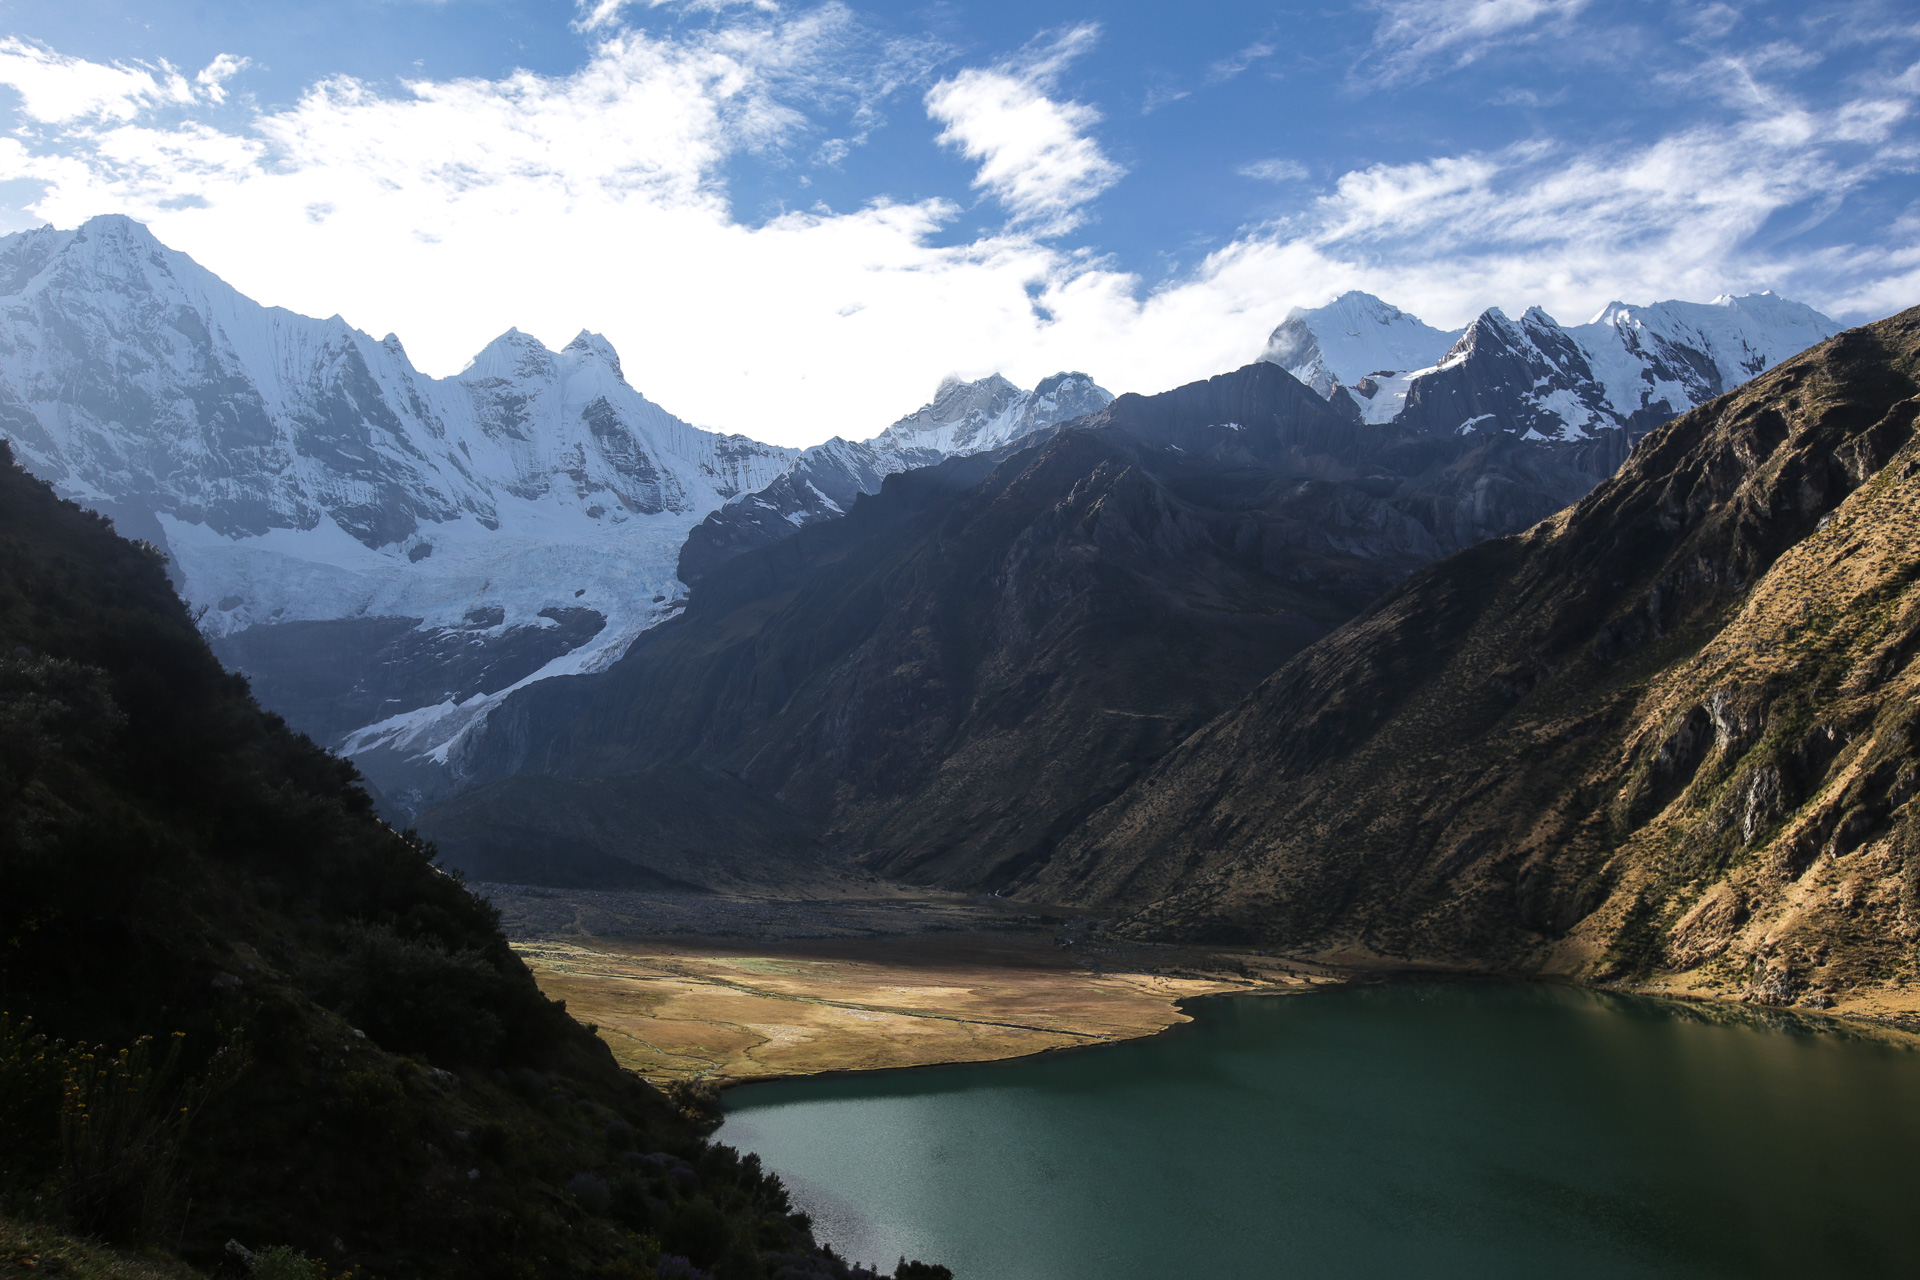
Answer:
xmin=424 ymin=361 xmax=1616 ymax=889
xmin=676 ymin=370 xmax=1111 ymax=584
xmin=1036 ymin=307 xmax=1920 ymax=1015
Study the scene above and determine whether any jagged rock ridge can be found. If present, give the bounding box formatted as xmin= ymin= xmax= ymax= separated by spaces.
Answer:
xmin=0 ymin=214 xmax=1846 ymax=831
xmin=0 ymin=216 xmax=1107 ymax=816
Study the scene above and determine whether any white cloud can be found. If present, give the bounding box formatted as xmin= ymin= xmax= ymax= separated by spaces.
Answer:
xmin=194 ymin=54 xmax=251 ymax=105
xmin=924 ymin=24 xmax=1125 ymax=235
xmin=1238 ymin=158 xmax=1309 ymax=182
xmin=1207 ymin=41 xmax=1275 ymax=85
xmin=0 ymin=13 xmax=1910 ymax=451
xmin=1364 ymin=0 xmax=1590 ymax=83
xmin=1140 ymin=82 xmax=1190 ymax=114
xmin=1281 ymin=86 xmax=1916 ymax=322
xmin=575 ymin=0 xmax=778 ymax=35
xmin=0 ymin=38 xmax=251 ymax=122
xmin=0 ymin=37 xmax=183 ymax=122
xmin=1489 ymin=85 xmax=1568 ymax=107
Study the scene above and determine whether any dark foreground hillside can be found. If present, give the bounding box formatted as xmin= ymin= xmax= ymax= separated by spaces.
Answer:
xmin=1038 ymin=307 xmax=1920 ymax=1011
xmin=0 ymin=442 xmax=937 ymax=1280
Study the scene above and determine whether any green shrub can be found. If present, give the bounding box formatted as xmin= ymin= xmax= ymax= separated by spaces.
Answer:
xmin=0 ymin=655 xmax=122 ymax=799
xmin=321 ymin=1066 xmax=408 ymax=1134
xmin=663 ymin=1079 xmax=722 ymax=1134
xmin=894 ymin=1262 xmax=953 ymax=1280
xmin=660 ymin=1198 xmax=729 ymax=1269
xmin=59 ymin=1027 xmax=246 ymax=1243
xmin=251 ymin=1246 xmax=326 ymax=1280
xmin=607 ymin=1174 xmax=658 ymax=1233
xmin=307 ymin=925 xmax=512 ymax=1065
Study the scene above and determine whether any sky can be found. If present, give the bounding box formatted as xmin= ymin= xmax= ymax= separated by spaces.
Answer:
xmin=0 ymin=0 xmax=1914 ymax=447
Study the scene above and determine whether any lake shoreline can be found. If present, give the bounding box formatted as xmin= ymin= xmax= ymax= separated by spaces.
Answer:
xmin=487 ymin=883 xmax=1920 ymax=1091
xmin=717 ymin=970 xmax=1920 ymax=1104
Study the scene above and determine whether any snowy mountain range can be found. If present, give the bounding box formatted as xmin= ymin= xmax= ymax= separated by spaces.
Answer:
xmin=678 ymin=370 xmax=1112 ymax=583
xmin=0 ymin=215 xmax=813 ymax=805
xmin=1263 ymin=290 xmax=1840 ymax=439
xmin=0 ymin=214 xmax=1848 ymax=817
xmin=0 ymin=214 xmax=795 ymax=628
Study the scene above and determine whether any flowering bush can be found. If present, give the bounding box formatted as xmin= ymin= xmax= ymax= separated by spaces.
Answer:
xmin=0 ymin=1013 xmax=245 ymax=1241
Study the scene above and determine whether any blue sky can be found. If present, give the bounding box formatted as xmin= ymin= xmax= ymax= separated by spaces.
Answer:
xmin=0 ymin=0 xmax=1913 ymax=445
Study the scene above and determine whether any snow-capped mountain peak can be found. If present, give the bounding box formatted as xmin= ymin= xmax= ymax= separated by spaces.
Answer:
xmin=1263 ymin=290 xmax=1462 ymax=397
xmin=677 ymin=369 xmax=1114 ymax=586
xmin=462 ymin=326 xmax=557 ymax=381
xmin=1263 ymin=288 xmax=1841 ymax=443
xmin=874 ymin=371 xmax=1108 ymax=457
xmin=562 ymin=329 xmax=628 ymax=382
xmin=1576 ymin=292 xmax=1840 ymax=412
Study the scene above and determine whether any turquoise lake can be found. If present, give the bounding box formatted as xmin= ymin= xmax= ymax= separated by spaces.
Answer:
xmin=715 ymin=983 xmax=1920 ymax=1278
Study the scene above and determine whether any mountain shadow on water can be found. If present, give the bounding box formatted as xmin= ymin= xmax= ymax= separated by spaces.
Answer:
xmin=1033 ymin=305 xmax=1920 ymax=1008
xmin=427 ymin=360 xmax=1620 ymax=890
xmin=0 ymin=440 xmax=934 ymax=1280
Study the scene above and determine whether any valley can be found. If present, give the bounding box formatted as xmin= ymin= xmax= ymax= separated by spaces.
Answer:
xmin=2 ymin=219 xmax=1905 ymax=1041
xmin=0 ymin=0 xmax=1911 ymax=1261
xmin=2 ymin=207 xmax=1912 ymax=1280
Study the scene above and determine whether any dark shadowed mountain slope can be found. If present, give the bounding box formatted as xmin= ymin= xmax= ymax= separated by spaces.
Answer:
xmin=1030 ymin=307 xmax=1920 ymax=1010
xmin=427 ymin=361 xmax=1617 ymax=889
xmin=676 ymin=372 xmax=1112 ymax=586
xmin=0 ymin=442 xmax=915 ymax=1280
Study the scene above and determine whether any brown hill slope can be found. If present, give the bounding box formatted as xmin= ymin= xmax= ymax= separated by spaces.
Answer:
xmin=1029 ymin=307 xmax=1920 ymax=1010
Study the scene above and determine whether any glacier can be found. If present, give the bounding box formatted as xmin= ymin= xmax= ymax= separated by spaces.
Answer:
xmin=0 ymin=214 xmax=811 ymax=805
